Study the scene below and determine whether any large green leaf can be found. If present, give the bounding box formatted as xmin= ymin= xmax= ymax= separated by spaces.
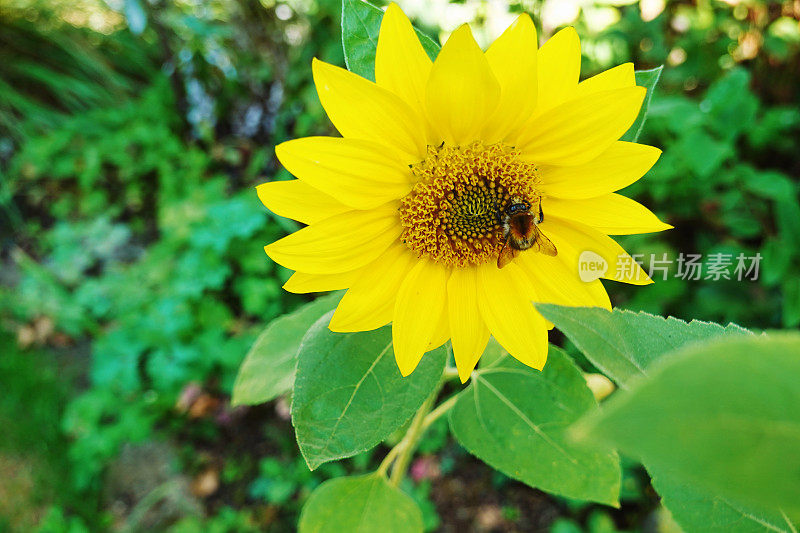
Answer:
xmin=341 ymin=0 xmax=439 ymax=81
xmin=299 ymin=473 xmax=423 ymax=533
xmin=621 ymin=65 xmax=663 ymax=142
xmin=536 ymin=305 xmax=750 ymax=388
xmin=292 ymin=314 xmax=446 ymax=469
xmin=652 ymin=469 xmax=798 ymax=533
xmin=575 ymin=333 xmax=800 ymax=515
xmin=231 ymin=292 xmax=342 ymax=406
xmin=449 ymin=346 xmax=621 ymax=506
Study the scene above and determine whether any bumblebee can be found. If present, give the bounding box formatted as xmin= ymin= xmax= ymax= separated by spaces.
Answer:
xmin=497 ymin=197 xmax=557 ymax=268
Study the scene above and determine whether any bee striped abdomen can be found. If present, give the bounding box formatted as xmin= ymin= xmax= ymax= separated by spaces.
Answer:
xmin=508 ymin=213 xmax=535 ymax=250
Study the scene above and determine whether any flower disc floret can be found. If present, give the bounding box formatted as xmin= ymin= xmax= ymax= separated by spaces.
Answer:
xmin=399 ymin=142 xmax=541 ymax=267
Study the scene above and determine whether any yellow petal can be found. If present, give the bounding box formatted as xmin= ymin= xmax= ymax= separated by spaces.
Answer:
xmin=256 ymin=180 xmax=349 ymax=225
xmin=536 ymin=27 xmax=580 ymax=114
xmin=329 ymin=242 xmax=417 ymax=332
xmin=574 ymin=62 xmax=635 ymax=100
xmin=539 ymin=141 xmax=661 ymax=199
xmin=476 ymin=263 xmax=549 ymax=370
xmin=541 ymin=216 xmax=653 ymax=285
xmin=448 ymin=267 xmax=490 ymax=383
xmin=376 ymin=3 xmax=433 ymax=131
xmin=545 ymin=194 xmax=673 ymax=235
xmin=518 ymin=86 xmax=646 ymax=166
xmin=428 ymin=306 xmax=451 ymax=351
xmin=265 ymin=205 xmax=400 ymax=275
xmin=482 ymin=14 xmax=538 ymax=144
xmin=276 ymin=137 xmax=413 ymax=209
xmin=312 ymin=58 xmax=426 ymax=162
xmin=283 ymin=270 xmax=360 ymax=294
xmin=426 ymin=25 xmax=501 ymax=146
xmin=392 ymin=258 xmax=449 ymax=376
xmin=515 ymin=252 xmax=611 ymax=310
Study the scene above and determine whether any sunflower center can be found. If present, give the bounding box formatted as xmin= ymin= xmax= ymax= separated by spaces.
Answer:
xmin=399 ymin=142 xmax=541 ymax=267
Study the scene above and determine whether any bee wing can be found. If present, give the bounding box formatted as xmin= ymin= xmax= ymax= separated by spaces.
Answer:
xmin=531 ymin=226 xmax=558 ymax=257
xmin=497 ymin=236 xmax=520 ymax=268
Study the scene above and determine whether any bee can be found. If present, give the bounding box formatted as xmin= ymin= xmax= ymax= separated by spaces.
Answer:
xmin=497 ymin=196 xmax=557 ymax=268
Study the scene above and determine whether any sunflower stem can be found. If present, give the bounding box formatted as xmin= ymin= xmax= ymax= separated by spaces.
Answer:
xmin=377 ymin=392 xmax=459 ymax=478
xmin=443 ymin=367 xmax=460 ymax=381
xmin=420 ymin=393 xmax=459 ymax=431
xmin=376 ymin=442 xmax=402 ymax=476
xmin=388 ymin=391 xmax=437 ymax=486
xmin=382 ymin=366 xmax=454 ymax=486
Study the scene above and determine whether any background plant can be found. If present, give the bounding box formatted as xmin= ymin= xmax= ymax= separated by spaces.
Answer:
xmin=1 ymin=0 xmax=798 ymax=531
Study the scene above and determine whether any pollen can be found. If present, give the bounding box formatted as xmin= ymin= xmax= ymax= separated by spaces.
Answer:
xmin=399 ymin=142 xmax=541 ymax=267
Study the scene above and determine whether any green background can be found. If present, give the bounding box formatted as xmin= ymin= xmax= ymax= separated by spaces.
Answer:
xmin=1 ymin=0 xmax=798 ymax=530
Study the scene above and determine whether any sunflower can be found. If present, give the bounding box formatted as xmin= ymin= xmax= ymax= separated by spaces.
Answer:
xmin=259 ymin=3 xmax=671 ymax=382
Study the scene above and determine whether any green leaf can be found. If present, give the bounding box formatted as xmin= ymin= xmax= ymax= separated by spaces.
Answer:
xmin=783 ymin=278 xmax=800 ymax=328
xmin=741 ymin=169 xmax=796 ymax=201
xmin=448 ymin=346 xmax=621 ymax=506
xmin=299 ymin=473 xmax=424 ymax=533
xmin=574 ymin=333 xmax=800 ymax=515
xmin=536 ymin=305 xmax=750 ymax=388
xmin=621 ymin=66 xmax=663 ymax=142
xmin=341 ymin=0 xmax=439 ymax=81
xmin=652 ymin=469 xmax=798 ymax=533
xmin=702 ymin=68 xmax=759 ymax=141
xmin=673 ymin=127 xmax=734 ymax=179
xmin=231 ymin=293 xmax=342 ymax=406
xmin=477 ymin=337 xmax=507 ymax=369
xmin=292 ymin=316 xmax=446 ymax=469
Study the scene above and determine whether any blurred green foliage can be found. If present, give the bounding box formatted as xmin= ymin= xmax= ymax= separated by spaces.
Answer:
xmin=1 ymin=0 xmax=798 ymax=530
